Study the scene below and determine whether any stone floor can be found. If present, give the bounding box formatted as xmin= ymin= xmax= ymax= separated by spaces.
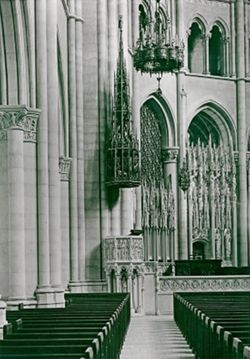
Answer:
xmin=120 ymin=315 xmax=195 ymax=359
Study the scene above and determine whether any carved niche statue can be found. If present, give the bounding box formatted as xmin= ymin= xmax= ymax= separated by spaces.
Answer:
xmin=224 ymin=228 xmax=232 ymax=260
xmin=215 ymin=228 xmax=221 ymax=259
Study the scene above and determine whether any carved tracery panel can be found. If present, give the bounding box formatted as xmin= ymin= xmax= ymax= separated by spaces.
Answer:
xmin=141 ymin=103 xmax=174 ymax=261
xmin=186 ymin=138 xmax=236 ymax=263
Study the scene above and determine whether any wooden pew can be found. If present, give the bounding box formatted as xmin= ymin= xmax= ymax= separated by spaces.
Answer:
xmin=174 ymin=292 xmax=250 ymax=359
xmin=0 ymin=293 xmax=130 ymax=359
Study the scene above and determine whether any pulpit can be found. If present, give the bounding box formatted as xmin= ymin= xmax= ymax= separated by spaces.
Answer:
xmin=102 ymin=236 xmax=144 ymax=313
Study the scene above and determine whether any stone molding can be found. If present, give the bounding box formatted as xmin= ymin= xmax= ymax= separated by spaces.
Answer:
xmin=59 ymin=156 xmax=72 ymax=181
xmin=159 ymin=276 xmax=250 ymax=293
xmin=162 ymin=147 xmax=179 ymax=163
xmin=0 ymin=105 xmax=40 ymax=143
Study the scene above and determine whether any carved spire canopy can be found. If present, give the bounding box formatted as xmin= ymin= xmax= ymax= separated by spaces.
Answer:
xmin=106 ymin=16 xmax=140 ymax=188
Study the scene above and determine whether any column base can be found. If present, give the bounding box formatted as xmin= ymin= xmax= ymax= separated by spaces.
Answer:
xmin=35 ymin=286 xmax=56 ymax=308
xmin=0 ymin=299 xmax=7 ymax=340
xmin=6 ymin=296 xmax=36 ymax=310
xmin=79 ymin=281 xmax=107 ymax=293
xmin=52 ymin=287 xmax=65 ymax=308
xmin=68 ymin=281 xmax=82 ymax=293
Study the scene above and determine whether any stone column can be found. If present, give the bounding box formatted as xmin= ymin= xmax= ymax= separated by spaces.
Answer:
xmin=203 ymin=34 xmax=210 ymax=75
xmin=224 ymin=37 xmax=230 ymax=77
xmin=232 ymin=152 xmax=238 ymax=266
xmin=176 ymin=0 xmax=188 ymax=260
xmin=68 ymin=0 xmax=79 ymax=290
xmin=170 ymin=0 xmax=176 ymax=37
xmin=8 ymin=121 xmax=26 ymax=300
xmin=75 ymin=0 xmax=86 ymax=285
xmin=247 ymin=153 xmax=250 ymax=267
xmin=35 ymin=0 xmax=54 ymax=306
xmin=97 ymin=0 xmax=110 ymax=258
xmin=162 ymin=147 xmax=179 ymax=261
xmin=230 ymin=2 xmax=236 ymax=77
xmin=59 ymin=157 xmax=72 ymax=288
xmin=236 ymin=0 xmax=248 ymax=266
xmin=137 ymin=274 xmax=142 ymax=313
xmin=245 ymin=2 xmax=249 ymax=76
xmin=121 ymin=189 xmax=134 ymax=235
xmin=132 ymin=0 xmax=142 ymax=232
xmin=0 ymin=106 xmax=40 ymax=305
xmin=108 ymin=0 xmax=121 ymax=237
xmin=210 ymin=177 xmax=216 ymax=259
xmin=47 ymin=0 xmax=64 ymax=307
xmin=119 ymin=0 xmax=134 ymax=237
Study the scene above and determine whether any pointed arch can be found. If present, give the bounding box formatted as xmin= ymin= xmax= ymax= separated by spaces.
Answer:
xmin=187 ymin=100 xmax=237 ymax=150
xmin=142 ymin=92 xmax=176 ymax=147
xmin=209 ymin=17 xmax=229 ymax=38
xmin=208 ymin=20 xmax=228 ymax=76
xmin=187 ymin=15 xmax=207 ymax=74
xmin=187 ymin=14 xmax=207 ymax=34
xmin=0 ymin=0 xmax=32 ymax=105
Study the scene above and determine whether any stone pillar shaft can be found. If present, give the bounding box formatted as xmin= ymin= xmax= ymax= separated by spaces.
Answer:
xmin=47 ymin=0 xmax=62 ymax=291
xmin=236 ymin=0 xmax=248 ymax=266
xmin=176 ymin=0 xmax=188 ymax=260
xmin=0 ymin=299 xmax=7 ymax=340
xmin=203 ymin=35 xmax=210 ymax=74
xmin=68 ymin=0 xmax=79 ymax=284
xmin=132 ymin=0 xmax=141 ymax=231
xmin=75 ymin=0 xmax=86 ymax=283
xmin=97 ymin=0 xmax=110 ymax=252
xmin=121 ymin=189 xmax=133 ymax=235
xmin=162 ymin=147 xmax=179 ymax=261
xmin=8 ymin=128 xmax=26 ymax=299
xmin=35 ymin=0 xmax=50 ymax=290
xmin=230 ymin=2 xmax=236 ymax=77
xmin=108 ymin=0 xmax=121 ymax=237
xmin=0 ymin=106 xmax=40 ymax=302
xmin=118 ymin=2 xmax=134 ymax=237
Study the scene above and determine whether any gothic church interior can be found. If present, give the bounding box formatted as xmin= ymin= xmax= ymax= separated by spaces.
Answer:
xmin=0 ymin=0 xmax=250 ymax=357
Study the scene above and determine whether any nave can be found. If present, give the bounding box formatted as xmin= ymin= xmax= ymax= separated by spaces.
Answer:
xmin=120 ymin=316 xmax=195 ymax=359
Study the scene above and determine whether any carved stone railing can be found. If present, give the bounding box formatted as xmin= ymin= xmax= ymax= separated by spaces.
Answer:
xmin=103 ymin=236 xmax=144 ymax=264
xmin=159 ymin=275 xmax=250 ymax=293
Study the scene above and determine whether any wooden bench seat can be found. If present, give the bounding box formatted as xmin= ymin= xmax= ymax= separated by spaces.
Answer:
xmin=174 ymin=292 xmax=250 ymax=359
xmin=0 ymin=293 xmax=131 ymax=359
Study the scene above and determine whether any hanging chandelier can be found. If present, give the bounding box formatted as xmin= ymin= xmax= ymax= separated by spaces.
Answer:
xmin=106 ymin=17 xmax=140 ymax=188
xmin=133 ymin=0 xmax=184 ymax=75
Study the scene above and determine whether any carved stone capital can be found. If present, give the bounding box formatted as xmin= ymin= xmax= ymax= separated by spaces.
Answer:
xmin=59 ymin=157 xmax=72 ymax=181
xmin=162 ymin=147 xmax=179 ymax=163
xmin=0 ymin=105 xmax=40 ymax=143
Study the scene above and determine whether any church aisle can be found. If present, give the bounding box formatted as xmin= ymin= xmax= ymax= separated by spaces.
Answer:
xmin=120 ymin=315 xmax=195 ymax=359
